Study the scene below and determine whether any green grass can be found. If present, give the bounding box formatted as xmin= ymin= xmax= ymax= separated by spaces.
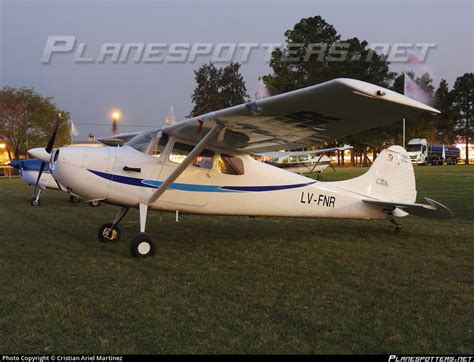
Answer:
xmin=0 ymin=166 xmax=473 ymax=354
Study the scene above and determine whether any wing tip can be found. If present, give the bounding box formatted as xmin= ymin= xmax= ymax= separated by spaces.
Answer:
xmin=333 ymin=77 xmax=441 ymax=114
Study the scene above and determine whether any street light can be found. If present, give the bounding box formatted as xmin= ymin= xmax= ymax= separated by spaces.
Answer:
xmin=112 ymin=111 xmax=121 ymax=135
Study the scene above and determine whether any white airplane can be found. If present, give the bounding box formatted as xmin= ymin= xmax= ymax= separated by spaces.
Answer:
xmin=29 ymin=78 xmax=453 ymax=259
xmin=258 ymin=145 xmax=353 ymax=174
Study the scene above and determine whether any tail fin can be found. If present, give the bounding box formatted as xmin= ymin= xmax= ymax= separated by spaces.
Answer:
xmin=333 ymin=145 xmax=416 ymax=203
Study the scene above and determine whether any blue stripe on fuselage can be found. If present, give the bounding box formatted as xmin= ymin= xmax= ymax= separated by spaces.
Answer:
xmin=87 ymin=169 xmax=316 ymax=193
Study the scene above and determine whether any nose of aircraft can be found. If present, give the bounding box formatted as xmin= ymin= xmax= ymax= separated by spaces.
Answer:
xmin=8 ymin=160 xmax=22 ymax=169
xmin=28 ymin=147 xmax=51 ymax=162
xmin=51 ymin=146 xmax=112 ymax=202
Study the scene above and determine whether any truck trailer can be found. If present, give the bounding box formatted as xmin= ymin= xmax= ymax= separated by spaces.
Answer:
xmin=406 ymin=138 xmax=460 ymax=165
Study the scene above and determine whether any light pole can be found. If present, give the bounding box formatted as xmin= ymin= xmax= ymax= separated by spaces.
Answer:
xmin=112 ymin=111 xmax=120 ymax=136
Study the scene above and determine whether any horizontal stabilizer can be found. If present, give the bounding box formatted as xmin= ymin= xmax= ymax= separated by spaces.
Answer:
xmin=363 ymin=197 xmax=454 ymax=219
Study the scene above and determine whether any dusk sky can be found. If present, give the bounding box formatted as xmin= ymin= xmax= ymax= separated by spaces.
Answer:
xmin=1 ymin=0 xmax=472 ymax=138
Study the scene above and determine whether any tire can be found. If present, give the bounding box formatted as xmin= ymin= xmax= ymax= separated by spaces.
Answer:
xmin=89 ymin=200 xmax=101 ymax=207
xmin=30 ymin=198 xmax=41 ymax=206
xmin=70 ymin=195 xmax=81 ymax=203
xmin=129 ymin=233 xmax=156 ymax=259
xmin=98 ymin=223 xmax=121 ymax=243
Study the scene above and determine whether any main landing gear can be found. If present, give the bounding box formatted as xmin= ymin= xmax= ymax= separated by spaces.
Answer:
xmin=69 ymin=195 xmax=81 ymax=203
xmin=97 ymin=204 xmax=156 ymax=258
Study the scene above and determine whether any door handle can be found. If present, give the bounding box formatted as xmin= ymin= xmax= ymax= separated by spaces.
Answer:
xmin=123 ymin=166 xmax=141 ymax=172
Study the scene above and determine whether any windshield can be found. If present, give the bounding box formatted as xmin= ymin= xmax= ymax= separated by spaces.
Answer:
xmin=126 ymin=129 xmax=162 ymax=153
xmin=406 ymin=144 xmax=422 ymax=152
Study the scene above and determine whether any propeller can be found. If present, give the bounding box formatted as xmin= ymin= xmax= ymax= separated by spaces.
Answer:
xmin=31 ymin=114 xmax=62 ymax=202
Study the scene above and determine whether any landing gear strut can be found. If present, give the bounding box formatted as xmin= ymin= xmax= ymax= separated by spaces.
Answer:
xmin=390 ymin=217 xmax=402 ymax=233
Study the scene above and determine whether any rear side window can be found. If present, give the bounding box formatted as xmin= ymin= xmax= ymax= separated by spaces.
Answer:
xmin=218 ymin=154 xmax=244 ymax=175
xmin=169 ymin=142 xmax=214 ymax=169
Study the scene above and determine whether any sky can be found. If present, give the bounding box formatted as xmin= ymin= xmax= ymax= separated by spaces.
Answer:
xmin=1 ymin=0 xmax=473 ymax=139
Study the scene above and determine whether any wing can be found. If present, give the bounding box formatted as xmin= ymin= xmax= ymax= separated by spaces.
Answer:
xmin=363 ymin=197 xmax=454 ymax=219
xmin=98 ymin=132 xmax=141 ymax=146
xmin=164 ymin=78 xmax=439 ymax=153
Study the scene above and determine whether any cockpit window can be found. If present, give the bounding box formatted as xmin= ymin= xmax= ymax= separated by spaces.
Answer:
xmin=126 ymin=130 xmax=168 ymax=156
xmin=169 ymin=142 xmax=214 ymax=169
xmin=218 ymin=154 xmax=244 ymax=175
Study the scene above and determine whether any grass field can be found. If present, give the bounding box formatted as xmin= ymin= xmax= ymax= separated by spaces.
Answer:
xmin=0 ymin=166 xmax=473 ymax=354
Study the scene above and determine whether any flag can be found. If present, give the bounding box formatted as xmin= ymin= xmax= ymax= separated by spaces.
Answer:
xmin=165 ymin=105 xmax=176 ymax=126
xmin=70 ymin=120 xmax=79 ymax=137
xmin=405 ymin=50 xmax=431 ymax=76
xmin=255 ymin=78 xmax=270 ymax=100
xmin=404 ymin=72 xmax=432 ymax=105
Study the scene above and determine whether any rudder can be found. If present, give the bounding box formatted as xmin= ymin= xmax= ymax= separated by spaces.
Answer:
xmin=332 ymin=146 xmax=416 ymax=203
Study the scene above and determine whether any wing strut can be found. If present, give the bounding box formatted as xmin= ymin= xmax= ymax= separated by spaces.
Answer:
xmin=147 ymin=123 xmax=224 ymax=204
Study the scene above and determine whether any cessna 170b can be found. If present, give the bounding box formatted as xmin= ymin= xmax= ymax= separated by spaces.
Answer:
xmin=29 ymin=78 xmax=453 ymax=258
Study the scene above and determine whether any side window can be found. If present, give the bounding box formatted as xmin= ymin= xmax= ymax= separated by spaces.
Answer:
xmin=169 ymin=142 xmax=214 ymax=169
xmin=218 ymin=154 xmax=245 ymax=175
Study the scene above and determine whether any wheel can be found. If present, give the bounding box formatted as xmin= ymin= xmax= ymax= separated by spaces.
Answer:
xmin=129 ymin=233 xmax=156 ymax=259
xmin=98 ymin=223 xmax=121 ymax=243
xmin=89 ymin=200 xmax=101 ymax=207
xmin=69 ymin=195 xmax=81 ymax=203
xmin=30 ymin=197 xmax=41 ymax=206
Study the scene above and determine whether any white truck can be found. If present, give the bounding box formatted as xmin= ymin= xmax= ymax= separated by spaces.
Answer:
xmin=406 ymin=138 xmax=460 ymax=165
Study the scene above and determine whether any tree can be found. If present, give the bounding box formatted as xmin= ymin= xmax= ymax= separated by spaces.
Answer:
xmin=433 ymin=79 xmax=456 ymax=144
xmin=189 ymin=62 xmax=249 ymax=117
xmin=451 ymin=73 xmax=473 ymax=164
xmin=0 ymin=87 xmax=70 ymax=161
xmin=410 ymin=72 xmax=436 ymax=142
xmin=264 ymin=16 xmax=395 ymax=94
xmin=264 ymin=16 xmax=340 ymax=93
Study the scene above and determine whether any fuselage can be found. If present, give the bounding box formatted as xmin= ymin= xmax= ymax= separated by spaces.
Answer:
xmin=50 ymin=135 xmax=387 ymax=220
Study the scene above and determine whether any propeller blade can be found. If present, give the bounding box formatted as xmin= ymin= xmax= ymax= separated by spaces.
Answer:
xmin=45 ymin=113 xmax=62 ymax=154
xmin=330 ymin=163 xmax=336 ymax=172
xmin=32 ymin=161 xmax=47 ymax=199
xmin=32 ymin=114 xmax=62 ymax=201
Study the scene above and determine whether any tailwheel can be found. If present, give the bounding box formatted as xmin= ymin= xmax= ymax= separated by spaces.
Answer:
xmin=129 ymin=233 xmax=156 ymax=259
xmin=30 ymin=197 xmax=41 ymax=206
xmin=98 ymin=223 xmax=121 ymax=243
